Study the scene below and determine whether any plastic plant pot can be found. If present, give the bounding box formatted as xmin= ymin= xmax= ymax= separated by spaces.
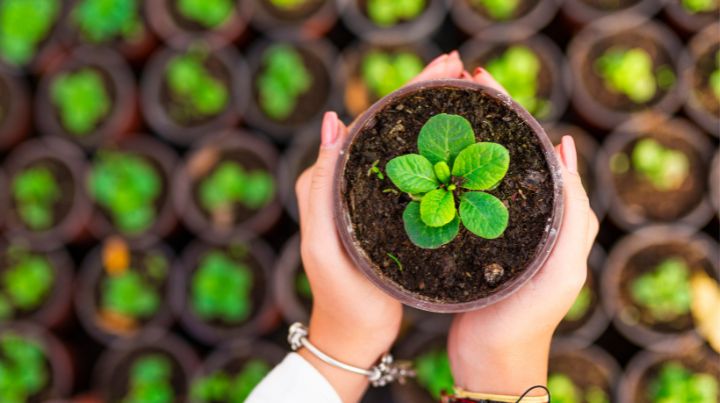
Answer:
xmin=711 ymin=151 xmax=719 ymax=217
xmin=460 ymin=34 xmax=570 ymax=123
xmin=245 ymin=37 xmax=339 ymax=142
xmin=146 ymin=0 xmax=250 ymax=50
xmin=562 ymin=0 xmax=663 ymax=27
xmin=141 ymin=43 xmax=249 ymax=146
xmin=553 ymin=244 xmax=610 ymax=348
xmin=618 ymin=348 xmax=720 ymax=403
xmin=341 ymin=40 xmax=440 ymax=118
xmin=86 ymin=136 xmax=179 ymax=248
xmin=341 ymin=0 xmax=446 ymax=46
xmin=545 ymin=123 xmax=608 ymax=221
xmin=683 ymin=23 xmax=720 ymax=138
xmin=568 ymin=17 xmax=686 ymax=129
xmin=4 ymin=137 xmax=90 ymax=250
xmin=664 ymin=0 xmax=718 ymax=34
xmin=250 ymin=0 xmax=338 ymax=40
xmin=95 ymin=329 xmax=199 ymax=403
xmin=172 ymin=238 xmax=279 ymax=345
xmin=334 ymin=79 xmax=564 ymax=313
xmin=391 ymin=331 xmax=453 ymax=403
xmin=60 ymin=0 xmax=158 ymax=63
xmin=36 ymin=47 xmax=138 ymax=150
xmin=451 ymin=0 xmax=560 ymax=41
xmin=175 ymin=130 xmax=282 ymax=243
xmin=0 ymin=66 xmax=30 ymax=151
xmin=0 ymin=242 xmax=73 ymax=329
xmin=598 ymin=114 xmax=714 ymax=231
xmin=188 ymin=338 xmax=286 ymax=402
xmin=602 ymin=226 xmax=720 ymax=353
xmin=0 ymin=322 xmax=73 ymax=401
xmin=278 ymin=125 xmax=320 ymax=223
xmin=273 ymin=234 xmax=313 ymax=324
xmin=548 ymin=340 xmax=621 ymax=403
xmin=75 ymin=239 xmax=175 ymax=345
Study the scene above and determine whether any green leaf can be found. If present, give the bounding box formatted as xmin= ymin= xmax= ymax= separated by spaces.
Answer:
xmin=459 ymin=192 xmax=508 ymax=239
xmin=433 ymin=161 xmax=450 ymax=184
xmin=419 ymin=189 xmax=455 ymax=227
xmin=402 ymin=201 xmax=459 ymax=249
xmin=386 ymin=154 xmax=438 ymax=194
xmin=417 ymin=114 xmax=475 ymax=165
xmin=452 ymin=142 xmax=510 ymax=190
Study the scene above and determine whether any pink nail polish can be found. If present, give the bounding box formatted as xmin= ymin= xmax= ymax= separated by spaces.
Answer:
xmin=321 ymin=111 xmax=338 ymax=146
xmin=561 ymin=135 xmax=578 ymax=174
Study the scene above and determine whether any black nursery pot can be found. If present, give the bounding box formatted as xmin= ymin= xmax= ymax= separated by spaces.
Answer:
xmin=549 ymin=340 xmax=621 ymax=403
xmin=36 ymin=47 xmax=138 ymax=149
xmin=602 ymin=226 xmax=720 ymax=352
xmin=0 ymin=66 xmax=30 ymax=150
xmin=172 ymin=238 xmax=279 ymax=344
xmin=341 ymin=0 xmax=446 ymax=45
xmin=664 ymin=0 xmax=718 ymax=34
xmin=451 ymin=0 xmax=560 ymax=41
xmin=245 ymin=38 xmax=339 ymax=141
xmin=250 ymin=0 xmax=338 ymax=39
xmin=75 ymin=241 xmax=175 ymax=345
xmin=278 ymin=125 xmax=320 ymax=223
xmin=683 ymin=23 xmax=720 ymax=138
xmin=273 ymin=234 xmax=312 ymax=324
xmin=334 ymin=79 xmax=564 ymax=313
xmin=460 ymin=34 xmax=570 ymax=123
xmin=146 ymin=0 xmax=250 ymax=50
xmin=96 ymin=329 xmax=199 ymax=403
xmin=562 ymin=0 xmax=663 ymax=27
xmin=568 ymin=17 xmax=686 ymax=129
xmin=175 ymin=130 xmax=282 ymax=242
xmin=599 ymin=114 xmax=714 ymax=231
xmin=4 ymin=137 xmax=90 ymax=250
xmin=142 ymin=44 xmax=248 ymax=146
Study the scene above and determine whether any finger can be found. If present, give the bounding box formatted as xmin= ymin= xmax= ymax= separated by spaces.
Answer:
xmin=295 ymin=167 xmax=313 ymax=228
xmin=461 ymin=70 xmax=473 ymax=80
xmin=410 ymin=50 xmax=464 ymax=84
xmin=587 ymin=210 xmax=599 ymax=254
xmin=472 ymin=67 xmax=508 ymax=95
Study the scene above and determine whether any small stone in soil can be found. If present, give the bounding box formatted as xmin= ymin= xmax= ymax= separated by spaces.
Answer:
xmin=484 ymin=263 xmax=504 ymax=285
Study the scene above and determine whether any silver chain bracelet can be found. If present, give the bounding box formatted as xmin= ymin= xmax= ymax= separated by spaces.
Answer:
xmin=287 ymin=322 xmax=415 ymax=387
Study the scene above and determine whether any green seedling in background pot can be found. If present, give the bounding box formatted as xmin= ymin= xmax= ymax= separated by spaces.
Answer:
xmin=102 ymin=271 xmax=161 ymax=320
xmin=367 ymin=0 xmax=426 ymax=27
xmin=270 ymin=0 xmax=311 ymax=11
xmin=609 ymin=138 xmax=690 ymax=192
xmin=415 ymin=348 xmax=454 ymax=400
xmin=548 ymin=373 xmax=610 ymax=403
xmin=564 ymin=284 xmax=592 ymax=322
xmin=89 ymin=151 xmax=162 ymax=235
xmin=650 ymin=361 xmax=718 ymax=403
xmin=177 ymin=0 xmax=233 ymax=28
xmin=122 ymin=355 xmax=175 ymax=403
xmin=486 ymin=45 xmax=551 ymax=119
xmin=0 ymin=0 xmax=59 ymax=66
xmin=595 ymin=47 xmax=675 ymax=104
xmin=631 ymin=257 xmax=692 ymax=322
xmin=361 ymin=50 xmax=424 ymax=98
xmin=258 ymin=44 xmax=312 ymax=121
xmin=386 ymin=113 xmax=510 ymax=249
xmin=72 ymin=0 xmax=142 ymax=44
xmin=710 ymin=51 xmax=720 ymax=102
xmin=681 ymin=0 xmax=718 ymax=13
xmin=0 ymin=331 xmax=49 ymax=402
xmin=191 ymin=359 xmax=271 ymax=402
xmin=200 ymin=161 xmax=275 ymax=214
xmin=166 ymin=49 xmax=229 ymax=122
xmin=471 ymin=0 xmax=520 ymax=20
xmin=11 ymin=166 xmax=61 ymax=231
xmin=50 ymin=68 xmax=111 ymax=136
xmin=191 ymin=250 xmax=253 ymax=323
xmin=0 ymin=245 xmax=54 ymax=321
xmin=296 ymin=271 xmax=312 ymax=301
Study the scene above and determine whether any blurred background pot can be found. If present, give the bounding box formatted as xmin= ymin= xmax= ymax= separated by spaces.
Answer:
xmin=683 ymin=23 xmax=720 ymax=137
xmin=277 ymin=125 xmax=320 ymax=223
xmin=0 ymin=66 xmax=30 ymax=150
xmin=548 ymin=339 xmax=621 ymax=403
xmin=273 ymin=234 xmax=311 ymax=324
xmin=250 ymin=0 xmax=338 ymax=40
xmin=391 ymin=331 xmax=452 ymax=403
xmin=562 ymin=0 xmax=663 ymax=27
xmin=341 ymin=0 xmax=446 ymax=45
xmin=451 ymin=0 xmax=560 ymax=41
xmin=664 ymin=0 xmax=718 ymax=34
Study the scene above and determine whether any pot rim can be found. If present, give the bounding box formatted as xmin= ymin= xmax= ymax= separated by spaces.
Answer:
xmin=249 ymin=0 xmax=338 ymax=40
xmin=683 ymin=22 xmax=720 ymax=138
xmin=450 ymin=0 xmax=561 ymax=41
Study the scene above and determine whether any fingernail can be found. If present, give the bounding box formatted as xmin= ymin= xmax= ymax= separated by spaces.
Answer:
xmin=428 ymin=54 xmax=448 ymax=66
xmin=449 ymin=50 xmax=459 ymax=59
xmin=473 ymin=67 xmax=485 ymax=77
xmin=461 ymin=71 xmax=473 ymax=80
xmin=561 ymin=135 xmax=578 ymax=174
xmin=321 ymin=111 xmax=338 ymax=147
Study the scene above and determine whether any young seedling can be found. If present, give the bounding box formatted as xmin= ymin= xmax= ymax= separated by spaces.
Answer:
xmin=626 ymin=138 xmax=690 ymax=191
xmin=361 ymin=51 xmax=424 ymax=98
xmin=710 ymin=50 xmax=720 ymax=102
xmin=650 ymin=361 xmax=718 ymax=402
xmin=367 ymin=160 xmax=385 ymax=180
xmin=471 ymin=0 xmax=520 ymax=20
xmin=0 ymin=331 xmax=49 ymax=402
xmin=564 ymin=285 xmax=592 ymax=322
xmin=0 ymin=0 xmax=59 ymax=66
xmin=12 ymin=166 xmax=61 ymax=231
xmin=199 ymin=161 xmax=275 ymax=217
xmin=89 ymin=151 xmax=162 ymax=234
xmin=1 ymin=245 xmax=54 ymax=317
xmin=257 ymin=44 xmax=312 ymax=120
xmin=191 ymin=359 xmax=271 ymax=402
xmin=595 ymin=47 xmax=675 ymax=104
xmin=270 ymin=0 xmax=311 ymax=11
xmin=166 ymin=49 xmax=229 ymax=121
xmin=50 ymin=68 xmax=111 ymax=136
xmin=548 ymin=373 xmax=610 ymax=403
xmin=191 ymin=250 xmax=253 ymax=323
xmin=631 ymin=258 xmax=692 ymax=322
xmin=415 ymin=348 xmax=454 ymax=400
xmin=367 ymin=0 xmax=426 ymax=27
xmin=102 ymin=271 xmax=161 ymax=321
xmin=122 ymin=355 xmax=175 ymax=403
xmin=486 ymin=46 xmax=550 ymax=119
xmin=386 ymin=113 xmax=510 ymax=249
xmin=72 ymin=0 xmax=142 ymax=44
xmin=177 ymin=0 xmax=233 ymax=28
xmin=681 ymin=0 xmax=718 ymax=13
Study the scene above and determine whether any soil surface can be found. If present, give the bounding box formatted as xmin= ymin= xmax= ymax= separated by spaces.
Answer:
xmin=259 ymin=0 xmax=325 ymax=20
xmin=467 ymin=0 xmax=539 ymax=20
xmin=10 ymin=158 xmax=75 ymax=231
xmin=550 ymin=352 xmax=613 ymax=398
xmin=343 ymin=86 xmax=555 ymax=303
xmin=579 ymin=0 xmax=640 ymax=10
xmin=107 ymin=348 xmax=188 ymax=401
xmin=635 ymin=353 xmax=720 ymax=403
xmin=693 ymin=43 xmax=720 ymax=117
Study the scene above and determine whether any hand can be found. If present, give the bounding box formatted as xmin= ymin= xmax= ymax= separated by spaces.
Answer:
xmin=294 ymin=51 xmax=466 ymax=402
xmin=446 ymin=71 xmax=600 ymax=396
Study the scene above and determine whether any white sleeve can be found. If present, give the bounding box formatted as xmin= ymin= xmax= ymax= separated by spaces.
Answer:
xmin=246 ymin=352 xmax=343 ymax=403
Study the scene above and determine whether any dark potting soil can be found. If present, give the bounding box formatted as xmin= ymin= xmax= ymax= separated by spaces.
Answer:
xmin=618 ymin=242 xmax=716 ymax=333
xmin=50 ymin=66 xmax=117 ymax=137
xmin=582 ymin=31 xmax=674 ymax=112
xmin=10 ymin=158 xmax=75 ymax=231
xmin=579 ymin=0 xmax=641 ymax=11
xmin=259 ymin=0 xmax=325 ymax=20
xmin=343 ymin=86 xmax=555 ymax=303
xmin=693 ymin=43 xmax=720 ymax=117
xmin=556 ymin=267 xmax=598 ymax=334
xmin=252 ymin=46 xmax=330 ymax=126
xmin=550 ymin=353 xmax=613 ymax=398
xmin=635 ymin=353 xmax=720 ymax=403
xmin=106 ymin=348 xmax=188 ymax=401
xmin=467 ymin=0 xmax=539 ymax=20
xmin=612 ymin=134 xmax=707 ymax=222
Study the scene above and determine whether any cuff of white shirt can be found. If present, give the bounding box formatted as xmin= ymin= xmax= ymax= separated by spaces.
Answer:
xmin=246 ymin=352 xmax=343 ymax=403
